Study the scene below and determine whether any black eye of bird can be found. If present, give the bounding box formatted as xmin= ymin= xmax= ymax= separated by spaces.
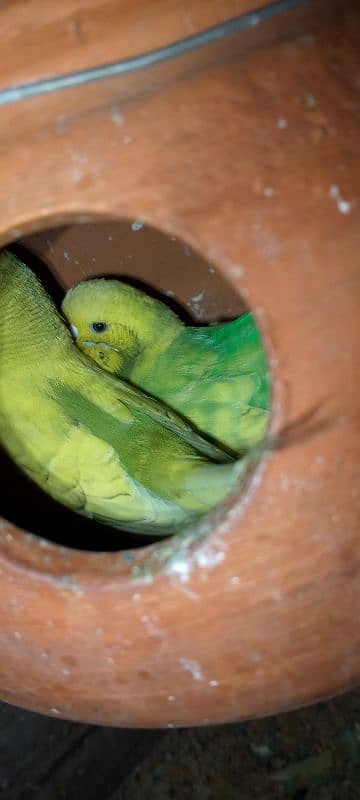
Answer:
xmin=90 ymin=322 xmax=108 ymax=334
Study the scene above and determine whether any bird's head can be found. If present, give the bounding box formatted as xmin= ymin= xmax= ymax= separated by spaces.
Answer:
xmin=62 ymin=278 xmax=181 ymax=376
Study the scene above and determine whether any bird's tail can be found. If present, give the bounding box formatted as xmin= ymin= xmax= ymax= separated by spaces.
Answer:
xmin=186 ymin=446 xmax=263 ymax=511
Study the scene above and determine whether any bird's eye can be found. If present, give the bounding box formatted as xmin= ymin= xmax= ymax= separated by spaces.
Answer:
xmin=90 ymin=322 xmax=108 ymax=334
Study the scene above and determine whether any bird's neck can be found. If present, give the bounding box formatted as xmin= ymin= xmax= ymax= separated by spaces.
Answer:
xmin=113 ymin=300 xmax=183 ymax=380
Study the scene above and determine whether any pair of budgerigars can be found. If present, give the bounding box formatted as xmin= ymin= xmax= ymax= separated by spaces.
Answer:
xmin=0 ymin=251 xmax=269 ymax=536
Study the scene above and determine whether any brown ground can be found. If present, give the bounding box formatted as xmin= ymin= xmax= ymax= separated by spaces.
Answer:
xmin=1 ymin=690 xmax=359 ymax=799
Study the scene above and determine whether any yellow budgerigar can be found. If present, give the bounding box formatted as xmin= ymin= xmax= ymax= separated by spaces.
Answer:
xmin=62 ymin=278 xmax=270 ymax=453
xmin=0 ymin=252 xmax=251 ymax=536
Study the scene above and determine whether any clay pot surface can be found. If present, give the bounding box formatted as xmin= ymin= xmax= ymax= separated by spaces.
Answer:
xmin=0 ymin=0 xmax=359 ymax=726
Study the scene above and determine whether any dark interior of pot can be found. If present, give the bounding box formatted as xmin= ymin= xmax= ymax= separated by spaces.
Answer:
xmin=1 ymin=219 xmax=256 ymax=551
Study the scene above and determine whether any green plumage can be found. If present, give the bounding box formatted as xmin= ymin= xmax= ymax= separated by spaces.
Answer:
xmin=0 ymin=252 xmax=247 ymax=536
xmin=62 ymin=279 xmax=270 ymax=452
xmin=148 ymin=316 xmax=269 ymax=452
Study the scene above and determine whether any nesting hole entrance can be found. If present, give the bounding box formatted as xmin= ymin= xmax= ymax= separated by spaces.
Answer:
xmin=1 ymin=219 xmax=266 ymax=552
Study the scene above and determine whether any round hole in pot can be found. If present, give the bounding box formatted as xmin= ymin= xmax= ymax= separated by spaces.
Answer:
xmin=0 ymin=218 xmax=270 ymax=552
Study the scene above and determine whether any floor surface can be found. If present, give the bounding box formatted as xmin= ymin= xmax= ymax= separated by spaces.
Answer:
xmin=1 ymin=689 xmax=359 ymax=799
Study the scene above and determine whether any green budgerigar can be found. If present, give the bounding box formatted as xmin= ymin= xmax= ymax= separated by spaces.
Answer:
xmin=0 ymin=252 xmax=250 ymax=536
xmin=62 ymin=278 xmax=270 ymax=453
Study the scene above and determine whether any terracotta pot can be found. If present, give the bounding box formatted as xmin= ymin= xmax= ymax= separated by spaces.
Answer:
xmin=0 ymin=0 xmax=359 ymax=727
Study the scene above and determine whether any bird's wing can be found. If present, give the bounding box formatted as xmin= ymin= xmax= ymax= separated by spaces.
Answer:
xmin=65 ymin=356 xmax=235 ymax=462
xmin=170 ymin=373 xmax=269 ymax=453
xmin=153 ymin=313 xmax=269 ymax=409
xmin=43 ymin=403 xmax=190 ymax=534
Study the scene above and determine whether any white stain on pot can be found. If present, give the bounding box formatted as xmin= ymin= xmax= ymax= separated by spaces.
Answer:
xmin=304 ymin=92 xmax=317 ymax=108
xmin=67 ymin=150 xmax=93 ymax=185
xmin=111 ymin=107 xmax=124 ymax=126
xmin=57 ymin=576 xmax=84 ymax=596
xmin=70 ymin=168 xmax=83 ymax=184
xmin=228 ymin=264 xmax=244 ymax=278
xmin=131 ymin=221 xmax=143 ymax=231
xmin=188 ymin=290 xmax=206 ymax=319
xmin=179 ymin=658 xmax=204 ymax=681
xmin=195 ymin=548 xmax=225 ymax=570
xmin=38 ymin=538 xmax=51 ymax=548
xmin=56 ymin=115 xmax=66 ymax=133
xmin=329 ymin=185 xmax=352 ymax=214
xmin=166 ymin=542 xmax=225 ymax=584
xmin=276 ymin=117 xmax=288 ymax=129
xmin=166 ymin=555 xmax=192 ymax=583
xmin=140 ymin=614 xmax=165 ymax=637
xmin=190 ymin=290 xmax=204 ymax=304
xmin=180 ymin=659 xmax=219 ymax=687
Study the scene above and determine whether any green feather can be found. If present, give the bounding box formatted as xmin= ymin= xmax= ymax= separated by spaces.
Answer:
xmin=148 ymin=315 xmax=269 ymax=451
